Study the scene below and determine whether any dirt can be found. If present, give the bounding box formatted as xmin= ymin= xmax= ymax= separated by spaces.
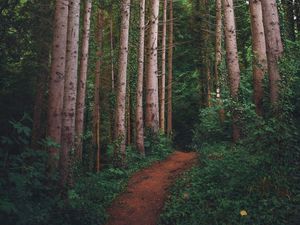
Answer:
xmin=106 ymin=151 xmax=198 ymax=225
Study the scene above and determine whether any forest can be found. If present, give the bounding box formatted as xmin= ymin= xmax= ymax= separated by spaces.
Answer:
xmin=0 ymin=0 xmax=299 ymax=224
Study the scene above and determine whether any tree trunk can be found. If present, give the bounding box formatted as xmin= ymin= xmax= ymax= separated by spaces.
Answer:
xmin=60 ymin=0 xmax=80 ymax=188
xmin=93 ymin=9 xmax=104 ymax=172
xmin=145 ymin=0 xmax=160 ymax=134
xmin=114 ymin=0 xmax=131 ymax=164
xmin=46 ymin=0 xmax=69 ymax=172
xmin=215 ymin=0 xmax=225 ymax=123
xmin=222 ymin=0 xmax=241 ymax=142
xmin=167 ymin=0 xmax=173 ymax=137
xmin=159 ymin=0 xmax=167 ymax=133
xmin=110 ymin=16 xmax=115 ymax=92
xmin=261 ymin=0 xmax=284 ymax=105
xmin=249 ymin=0 xmax=267 ymax=116
xmin=136 ymin=0 xmax=146 ymax=156
xmin=75 ymin=0 xmax=92 ymax=162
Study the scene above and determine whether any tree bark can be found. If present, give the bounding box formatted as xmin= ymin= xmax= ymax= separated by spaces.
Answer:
xmin=249 ymin=0 xmax=267 ymax=116
xmin=145 ymin=0 xmax=160 ymax=134
xmin=215 ymin=0 xmax=225 ymax=123
xmin=222 ymin=0 xmax=241 ymax=142
xmin=167 ymin=0 xmax=173 ymax=137
xmin=75 ymin=0 xmax=92 ymax=162
xmin=60 ymin=0 xmax=80 ymax=188
xmin=136 ymin=0 xmax=146 ymax=156
xmin=93 ymin=9 xmax=104 ymax=172
xmin=261 ymin=0 xmax=284 ymax=105
xmin=114 ymin=0 xmax=131 ymax=164
xmin=46 ymin=0 xmax=69 ymax=172
xmin=159 ymin=0 xmax=167 ymax=133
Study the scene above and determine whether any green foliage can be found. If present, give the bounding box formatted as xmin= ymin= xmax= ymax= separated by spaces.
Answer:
xmin=159 ymin=143 xmax=299 ymax=225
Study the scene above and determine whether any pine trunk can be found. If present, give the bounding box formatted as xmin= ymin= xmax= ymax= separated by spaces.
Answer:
xmin=145 ymin=0 xmax=160 ymax=134
xmin=46 ymin=0 xmax=69 ymax=172
xmin=167 ymin=0 xmax=173 ymax=136
xmin=215 ymin=0 xmax=225 ymax=123
xmin=114 ymin=0 xmax=131 ymax=164
xmin=160 ymin=0 xmax=167 ymax=133
xmin=222 ymin=0 xmax=241 ymax=142
xmin=60 ymin=0 xmax=80 ymax=188
xmin=93 ymin=9 xmax=104 ymax=172
xmin=136 ymin=0 xmax=146 ymax=156
xmin=261 ymin=0 xmax=284 ymax=105
xmin=75 ymin=0 xmax=92 ymax=162
xmin=249 ymin=0 xmax=267 ymax=116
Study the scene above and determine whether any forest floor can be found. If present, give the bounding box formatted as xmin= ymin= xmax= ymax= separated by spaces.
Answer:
xmin=105 ymin=151 xmax=198 ymax=225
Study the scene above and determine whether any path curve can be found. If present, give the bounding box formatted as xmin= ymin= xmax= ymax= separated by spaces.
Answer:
xmin=106 ymin=151 xmax=198 ymax=225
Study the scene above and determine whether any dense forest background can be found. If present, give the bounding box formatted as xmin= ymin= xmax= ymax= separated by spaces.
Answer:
xmin=0 ymin=0 xmax=299 ymax=224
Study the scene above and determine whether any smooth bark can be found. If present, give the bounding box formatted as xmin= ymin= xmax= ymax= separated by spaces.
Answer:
xmin=46 ymin=0 xmax=69 ymax=172
xmin=145 ymin=0 xmax=160 ymax=134
xmin=167 ymin=0 xmax=173 ymax=136
xmin=136 ymin=0 xmax=146 ymax=155
xmin=93 ymin=9 xmax=104 ymax=172
xmin=75 ymin=0 xmax=92 ymax=161
xmin=114 ymin=0 xmax=131 ymax=163
xmin=60 ymin=0 xmax=80 ymax=188
xmin=159 ymin=0 xmax=167 ymax=132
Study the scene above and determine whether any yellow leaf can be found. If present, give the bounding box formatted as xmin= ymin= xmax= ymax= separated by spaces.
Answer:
xmin=240 ymin=210 xmax=248 ymax=216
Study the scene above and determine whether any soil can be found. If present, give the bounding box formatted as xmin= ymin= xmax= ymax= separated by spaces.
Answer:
xmin=106 ymin=151 xmax=198 ymax=225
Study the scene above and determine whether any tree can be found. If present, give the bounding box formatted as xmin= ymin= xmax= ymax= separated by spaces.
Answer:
xmin=249 ymin=0 xmax=267 ymax=116
xmin=261 ymin=0 xmax=284 ymax=105
xmin=75 ymin=0 xmax=92 ymax=161
xmin=167 ymin=0 xmax=173 ymax=136
xmin=160 ymin=0 xmax=167 ymax=132
xmin=114 ymin=0 xmax=131 ymax=163
xmin=214 ymin=0 xmax=225 ymax=122
xmin=222 ymin=0 xmax=241 ymax=142
xmin=136 ymin=0 xmax=146 ymax=155
xmin=92 ymin=9 xmax=104 ymax=172
xmin=146 ymin=0 xmax=160 ymax=134
xmin=60 ymin=0 xmax=81 ymax=188
xmin=46 ymin=0 xmax=69 ymax=172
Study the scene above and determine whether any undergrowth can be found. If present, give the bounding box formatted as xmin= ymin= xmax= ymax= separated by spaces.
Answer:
xmin=159 ymin=142 xmax=299 ymax=225
xmin=0 ymin=121 xmax=173 ymax=225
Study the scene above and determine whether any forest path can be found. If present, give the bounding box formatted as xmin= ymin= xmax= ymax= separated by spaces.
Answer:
xmin=106 ymin=151 xmax=198 ymax=225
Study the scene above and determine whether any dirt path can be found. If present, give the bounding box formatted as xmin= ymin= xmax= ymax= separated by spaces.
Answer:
xmin=106 ymin=151 xmax=198 ymax=225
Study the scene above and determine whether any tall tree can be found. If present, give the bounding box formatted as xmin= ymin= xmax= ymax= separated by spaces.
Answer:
xmin=136 ymin=0 xmax=146 ymax=155
xmin=46 ymin=0 xmax=69 ymax=172
xmin=167 ymin=0 xmax=173 ymax=136
xmin=75 ymin=0 xmax=92 ymax=161
xmin=249 ymin=0 xmax=267 ymax=116
xmin=215 ymin=0 xmax=225 ymax=122
xmin=146 ymin=0 xmax=160 ymax=134
xmin=114 ymin=0 xmax=131 ymax=163
xmin=160 ymin=0 xmax=167 ymax=132
xmin=261 ymin=0 xmax=284 ymax=105
xmin=60 ymin=0 xmax=80 ymax=188
xmin=93 ymin=9 xmax=104 ymax=172
xmin=222 ymin=0 xmax=241 ymax=142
